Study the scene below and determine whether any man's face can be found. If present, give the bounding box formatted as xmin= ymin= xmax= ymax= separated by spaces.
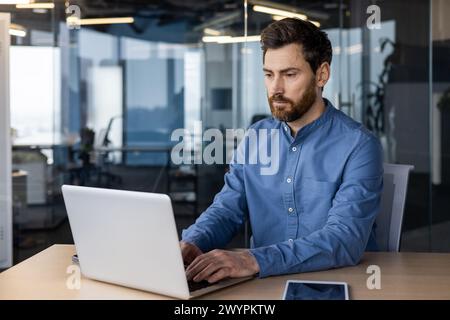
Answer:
xmin=263 ymin=43 xmax=318 ymax=122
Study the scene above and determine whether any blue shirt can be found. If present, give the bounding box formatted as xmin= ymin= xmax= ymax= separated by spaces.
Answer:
xmin=182 ymin=99 xmax=383 ymax=278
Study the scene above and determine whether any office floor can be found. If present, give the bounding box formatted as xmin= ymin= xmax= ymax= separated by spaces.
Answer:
xmin=8 ymin=165 xmax=450 ymax=267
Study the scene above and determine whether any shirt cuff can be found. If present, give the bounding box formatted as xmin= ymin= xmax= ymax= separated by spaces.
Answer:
xmin=249 ymin=245 xmax=280 ymax=278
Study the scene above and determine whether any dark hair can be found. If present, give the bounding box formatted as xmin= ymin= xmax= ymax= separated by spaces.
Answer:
xmin=261 ymin=18 xmax=332 ymax=73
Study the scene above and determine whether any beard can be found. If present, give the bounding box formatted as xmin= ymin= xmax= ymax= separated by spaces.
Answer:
xmin=268 ymin=77 xmax=317 ymax=122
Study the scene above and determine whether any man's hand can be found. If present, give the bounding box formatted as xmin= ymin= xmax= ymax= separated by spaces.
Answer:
xmin=180 ymin=241 xmax=203 ymax=265
xmin=185 ymin=249 xmax=260 ymax=283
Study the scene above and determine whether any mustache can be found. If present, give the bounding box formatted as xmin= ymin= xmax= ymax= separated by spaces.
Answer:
xmin=269 ymin=94 xmax=294 ymax=104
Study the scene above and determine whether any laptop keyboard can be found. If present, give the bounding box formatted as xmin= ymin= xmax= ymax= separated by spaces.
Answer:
xmin=188 ymin=280 xmax=214 ymax=292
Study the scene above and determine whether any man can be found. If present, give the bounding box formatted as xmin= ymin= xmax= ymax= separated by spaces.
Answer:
xmin=181 ymin=18 xmax=383 ymax=283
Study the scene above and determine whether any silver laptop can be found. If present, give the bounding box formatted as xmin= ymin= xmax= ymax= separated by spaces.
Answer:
xmin=62 ymin=185 xmax=251 ymax=299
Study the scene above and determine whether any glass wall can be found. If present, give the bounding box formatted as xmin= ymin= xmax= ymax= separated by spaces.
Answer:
xmin=2 ymin=0 xmax=449 ymax=266
xmin=431 ymin=0 xmax=450 ymax=251
xmin=6 ymin=0 xmax=249 ymax=263
xmin=6 ymin=1 xmax=61 ymax=264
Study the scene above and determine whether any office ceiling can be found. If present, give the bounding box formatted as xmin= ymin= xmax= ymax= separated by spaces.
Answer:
xmin=5 ymin=0 xmax=342 ymax=44
xmin=69 ymin=0 xmax=242 ymax=25
xmin=68 ymin=0 xmax=337 ymax=27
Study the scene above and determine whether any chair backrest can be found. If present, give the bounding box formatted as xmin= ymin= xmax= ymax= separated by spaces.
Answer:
xmin=375 ymin=163 xmax=414 ymax=252
xmin=250 ymin=114 xmax=271 ymax=126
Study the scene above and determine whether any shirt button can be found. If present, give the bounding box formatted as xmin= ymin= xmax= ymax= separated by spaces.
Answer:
xmin=286 ymin=178 xmax=292 ymax=183
xmin=288 ymin=207 xmax=293 ymax=213
xmin=284 ymin=126 xmax=288 ymax=131
xmin=292 ymin=147 xmax=297 ymax=152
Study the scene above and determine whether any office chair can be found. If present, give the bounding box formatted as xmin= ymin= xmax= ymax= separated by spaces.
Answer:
xmin=95 ymin=116 xmax=123 ymax=187
xmin=375 ymin=163 xmax=414 ymax=252
xmin=67 ymin=128 xmax=96 ymax=186
xmin=250 ymin=114 xmax=271 ymax=125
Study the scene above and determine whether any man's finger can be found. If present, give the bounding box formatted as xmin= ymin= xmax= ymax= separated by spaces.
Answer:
xmin=193 ymin=261 xmax=225 ymax=282
xmin=186 ymin=254 xmax=216 ymax=280
xmin=186 ymin=250 xmax=219 ymax=271
xmin=207 ymin=268 xmax=230 ymax=283
xmin=185 ymin=254 xmax=206 ymax=273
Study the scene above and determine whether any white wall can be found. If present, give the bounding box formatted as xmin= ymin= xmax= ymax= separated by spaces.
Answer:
xmin=0 ymin=13 xmax=12 ymax=269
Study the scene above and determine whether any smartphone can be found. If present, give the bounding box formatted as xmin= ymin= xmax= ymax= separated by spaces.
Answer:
xmin=282 ymin=280 xmax=349 ymax=300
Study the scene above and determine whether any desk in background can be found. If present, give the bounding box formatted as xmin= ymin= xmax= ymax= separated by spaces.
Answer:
xmin=96 ymin=145 xmax=200 ymax=215
xmin=1 ymin=245 xmax=450 ymax=299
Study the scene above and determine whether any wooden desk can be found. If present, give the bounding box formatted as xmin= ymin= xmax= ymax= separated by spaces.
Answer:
xmin=1 ymin=245 xmax=450 ymax=300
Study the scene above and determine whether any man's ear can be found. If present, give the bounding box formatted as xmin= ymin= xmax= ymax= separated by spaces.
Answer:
xmin=316 ymin=62 xmax=330 ymax=89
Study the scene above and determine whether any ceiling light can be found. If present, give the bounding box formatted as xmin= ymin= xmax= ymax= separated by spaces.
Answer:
xmin=217 ymin=35 xmax=260 ymax=44
xmin=203 ymin=28 xmax=221 ymax=36
xmin=202 ymin=35 xmax=261 ymax=44
xmin=16 ymin=2 xmax=54 ymax=9
xmin=66 ymin=17 xmax=134 ymax=26
xmin=9 ymin=23 xmax=26 ymax=37
xmin=253 ymin=5 xmax=307 ymax=20
xmin=202 ymin=36 xmax=232 ymax=43
xmin=0 ymin=0 xmax=30 ymax=4
xmin=310 ymin=20 xmax=321 ymax=27
xmin=9 ymin=29 xmax=26 ymax=37
xmin=272 ymin=15 xmax=320 ymax=27
xmin=272 ymin=15 xmax=284 ymax=21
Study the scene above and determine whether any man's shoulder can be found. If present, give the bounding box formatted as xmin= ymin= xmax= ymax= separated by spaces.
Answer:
xmin=330 ymin=106 xmax=380 ymax=145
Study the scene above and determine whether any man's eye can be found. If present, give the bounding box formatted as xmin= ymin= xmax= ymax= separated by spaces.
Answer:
xmin=264 ymin=74 xmax=272 ymax=78
xmin=286 ymin=73 xmax=296 ymax=77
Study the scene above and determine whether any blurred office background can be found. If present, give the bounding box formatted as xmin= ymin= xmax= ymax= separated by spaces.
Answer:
xmin=1 ymin=0 xmax=450 ymax=265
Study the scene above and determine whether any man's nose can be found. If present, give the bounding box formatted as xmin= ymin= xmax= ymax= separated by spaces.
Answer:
xmin=270 ymin=76 xmax=284 ymax=97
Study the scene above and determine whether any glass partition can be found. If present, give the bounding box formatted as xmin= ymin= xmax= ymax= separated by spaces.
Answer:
xmin=6 ymin=0 xmax=248 ymax=263
xmin=431 ymin=0 xmax=450 ymax=251
xmin=4 ymin=1 xmax=60 ymax=264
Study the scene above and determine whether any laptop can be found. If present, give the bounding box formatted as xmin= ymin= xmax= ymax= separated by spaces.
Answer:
xmin=62 ymin=185 xmax=251 ymax=299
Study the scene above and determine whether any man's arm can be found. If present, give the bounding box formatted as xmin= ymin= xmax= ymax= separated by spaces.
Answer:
xmin=181 ymin=138 xmax=261 ymax=282
xmin=250 ymin=134 xmax=383 ymax=277
xmin=181 ymin=158 xmax=248 ymax=253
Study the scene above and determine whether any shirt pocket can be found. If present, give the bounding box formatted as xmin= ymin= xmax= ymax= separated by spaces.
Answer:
xmin=298 ymin=178 xmax=339 ymax=231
